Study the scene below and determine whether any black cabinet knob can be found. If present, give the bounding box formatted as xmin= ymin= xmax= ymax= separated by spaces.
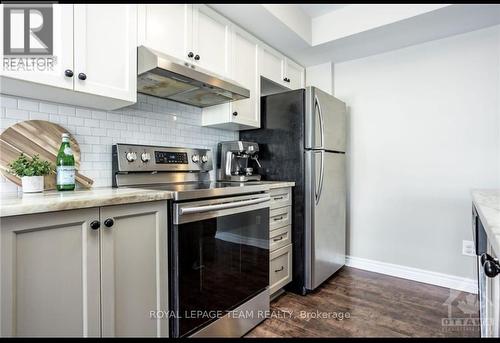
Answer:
xmin=64 ymin=69 xmax=74 ymax=78
xmin=90 ymin=220 xmax=100 ymax=230
xmin=194 ymin=54 xmax=200 ymax=61
xmin=484 ymin=260 xmax=500 ymax=278
xmin=232 ymin=111 xmax=238 ymax=116
xmin=78 ymin=73 xmax=87 ymax=80
xmin=188 ymin=52 xmax=194 ymax=58
xmin=104 ymin=218 xmax=114 ymax=228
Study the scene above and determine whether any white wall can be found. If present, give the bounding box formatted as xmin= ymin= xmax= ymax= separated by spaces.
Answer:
xmin=0 ymin=94 xmax=237 ymax=192
xmin=312 ymin=4 xmax=448 ymax=45
xmin=334 ymin=25 xmax=500 ymax=280
xmin=263 ymin=4 xmax=311 ymax=44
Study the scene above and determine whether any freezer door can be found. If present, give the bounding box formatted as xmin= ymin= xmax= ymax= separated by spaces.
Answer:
xmin=305 ymin=87 xmax=347 ymax=152
xmin=305 ymin=150 xmax=346 ymax=290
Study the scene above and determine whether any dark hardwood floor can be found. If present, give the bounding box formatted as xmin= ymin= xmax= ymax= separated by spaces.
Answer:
xmin=246 ymin=267 xmax=480 ymax=338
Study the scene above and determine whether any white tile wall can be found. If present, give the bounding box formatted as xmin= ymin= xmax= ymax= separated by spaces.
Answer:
xmin=0 ymin=93 xmax=237 ymax=192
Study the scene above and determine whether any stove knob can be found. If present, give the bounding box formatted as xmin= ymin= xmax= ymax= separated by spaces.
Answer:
xmin=191 ymin=154 xmax=200 ymax=163
xmin=141 ymin=152 xmax=151 ymax=163
xmin=201 ymin=155 xmax=208 ymax=163
xmin=126 ymin=152 xmax=137 ymax=162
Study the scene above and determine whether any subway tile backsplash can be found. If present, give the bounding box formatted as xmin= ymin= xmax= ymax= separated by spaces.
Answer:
xmin=0 ymin=93 xmax=237 ymax=192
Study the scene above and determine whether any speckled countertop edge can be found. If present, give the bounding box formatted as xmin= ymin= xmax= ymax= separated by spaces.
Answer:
xmin=0 ymin=187 xmax=174 ymax=217
xmin=472 ymin=189 xmax=500 ymax=254
xmin=0 ymin=181 xmax=295 ymax=217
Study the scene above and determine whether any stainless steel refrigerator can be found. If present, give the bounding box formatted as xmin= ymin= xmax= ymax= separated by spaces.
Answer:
xmin=240 ymin=86 xmax=346 ymax=294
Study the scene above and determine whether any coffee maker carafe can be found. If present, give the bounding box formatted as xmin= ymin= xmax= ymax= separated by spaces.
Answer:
xmin=217 ymin=141 xmax=262 ymax=181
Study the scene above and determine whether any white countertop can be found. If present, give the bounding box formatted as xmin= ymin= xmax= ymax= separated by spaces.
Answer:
xmin=0 ymin=181 xmax=295 ymax=218
xmin=0 ymin=187 xmax=174 ymax=217
xmin=472 ymin=189 xmax=500 ymax=254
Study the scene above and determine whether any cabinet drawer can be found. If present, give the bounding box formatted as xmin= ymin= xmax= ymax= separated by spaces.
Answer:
xmin=270 ymin=206 xmax=291 ymax=231
xmin=269 ymin=244 xmax=292 ymax=295
xmin=270 ymin=225 xmax=291 ymax=252
xmin=269 ymin=187 xmax=291 ymax=209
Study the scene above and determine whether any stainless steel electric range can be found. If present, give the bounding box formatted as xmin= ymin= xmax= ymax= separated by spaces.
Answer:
xmin=112 ymin=143 xmax=270 ymax=338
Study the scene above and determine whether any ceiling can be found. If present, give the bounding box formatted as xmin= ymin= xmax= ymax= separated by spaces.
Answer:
xmin=210 ymin=4 xmax=500 ymax=66
xmin=297 ymin=4 xmax=348 ymax=18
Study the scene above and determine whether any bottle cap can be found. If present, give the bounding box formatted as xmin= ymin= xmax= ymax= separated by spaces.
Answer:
xmin=62 ymin=133 xmax=69 ymax=138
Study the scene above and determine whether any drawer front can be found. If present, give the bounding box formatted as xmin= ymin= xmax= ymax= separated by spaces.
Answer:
xmin=270 ymin=225 xmax=291 ymax=252
xmin=269 ymin=244 xmax=292 ymax=294
xmin=269 ymin=187 xmax=291 ymax=209
xmin=270 ymin=206 xmax=291 ymax=231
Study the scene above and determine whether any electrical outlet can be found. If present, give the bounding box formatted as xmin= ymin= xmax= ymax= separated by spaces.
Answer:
xmin=462 ymin=240 xmax=475 ymax=256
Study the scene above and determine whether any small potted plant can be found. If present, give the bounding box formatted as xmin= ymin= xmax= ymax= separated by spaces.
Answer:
xmin=8 ymin=154 xmax=53 ymax=193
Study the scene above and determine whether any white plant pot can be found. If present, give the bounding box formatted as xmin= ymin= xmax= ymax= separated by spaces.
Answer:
xmin=21 ymin=176 xmax=44 ymax=193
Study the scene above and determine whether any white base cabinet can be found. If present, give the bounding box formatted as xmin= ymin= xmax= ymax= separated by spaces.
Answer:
xmin=0 ymin=4 xmax=137 ymax=110
xmin=268 ymin=187 xmax=293 ymax=296
xmin=0 ymin=201 xmax=168 ymax=337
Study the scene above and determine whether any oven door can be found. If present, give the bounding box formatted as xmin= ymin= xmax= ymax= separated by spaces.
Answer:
xmin=170 ymin=193 xmax=270 ymax=337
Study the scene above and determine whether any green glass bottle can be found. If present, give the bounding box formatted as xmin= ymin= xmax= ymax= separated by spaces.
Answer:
xmin=56 ymin=133 xmax=76 ymax=191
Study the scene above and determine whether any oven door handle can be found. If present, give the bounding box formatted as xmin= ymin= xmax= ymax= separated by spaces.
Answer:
xmin=179 ymin=197 xmax=270 ymax=215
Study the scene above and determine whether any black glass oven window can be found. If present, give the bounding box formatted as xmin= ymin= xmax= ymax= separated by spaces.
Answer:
xmin=171 ymin=208 xmax=269 ymax=337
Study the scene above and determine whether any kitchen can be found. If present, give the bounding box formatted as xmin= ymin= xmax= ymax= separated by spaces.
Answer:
xmin=0 ymin=2 xmax=499 ymax=339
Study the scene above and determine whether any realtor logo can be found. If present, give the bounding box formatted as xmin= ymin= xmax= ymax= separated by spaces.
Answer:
xmin=3 ymin=2 xmax=53 ymax=55
xmin=2 ymin=2 xmax=55 ymax=72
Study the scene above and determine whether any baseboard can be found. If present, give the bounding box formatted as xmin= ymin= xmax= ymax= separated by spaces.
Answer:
xmin=345 ymin=255 xmax=478 ymax=294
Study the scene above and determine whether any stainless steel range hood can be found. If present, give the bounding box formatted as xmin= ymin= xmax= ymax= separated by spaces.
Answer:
xmin=137 ymin=46 xmax=250 ymax=108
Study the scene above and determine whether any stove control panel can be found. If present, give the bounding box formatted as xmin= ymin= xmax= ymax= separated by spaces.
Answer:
xmin=113 ymin=144 xmax=212 ymax=173
xmin=155 ymin=151 xmax=188 ymax=164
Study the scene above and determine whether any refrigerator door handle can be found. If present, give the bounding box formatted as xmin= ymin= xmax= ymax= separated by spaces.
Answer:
xmin=315 ymin=150 xmax=325 ymax=205
xmin=314 ymin=95 xmax=325 ymax=149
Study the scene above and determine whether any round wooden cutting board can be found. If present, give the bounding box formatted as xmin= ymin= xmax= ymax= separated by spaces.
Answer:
xmin=0 ymin=120 xmax=93 ymax=190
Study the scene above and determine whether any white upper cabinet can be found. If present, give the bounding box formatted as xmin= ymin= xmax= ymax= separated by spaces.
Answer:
xmin=260 ymin=45 xmax=285 ymax=86
xmin=230 ymin=28 xmax=259 ymax=128
xmin=285 ymin=58 xmax=305 ymax=90
xmin=74 ymin=5 xmax=137 ymax=103
xmin=0 ymin=4 xmax=137 ymax=110
xmin=0 ymin=4 xmax=74 ymax=90
xmin=139 ymin=5 xmax=231 ymax=78
xmin=260 ymin=44 xmax=304 ymax=90
xmin=137 ymin=4 xmax=192 ymax=62
xmin=202 ymin=26 xmax=259 ymax=130
xmin=192 ymin=5 xmax=231 ymax=77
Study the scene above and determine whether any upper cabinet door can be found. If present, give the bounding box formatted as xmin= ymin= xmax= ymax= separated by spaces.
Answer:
xmin=285 ymin=58 xmax=304 ymax=90
xmin=138 ymin=4 xmax=192 ymax=62
xmin=0 ymin=4 xmax=74 ymax=90
xmin=192 ymin=5 xmax=231 ymax=77
xmin=230 ymin=28 xmax=259 ymax=128
xmin=73 ymin=5 xmax=137 ymax=102
xmin=260 ymin=45 xmax=285 ymax=86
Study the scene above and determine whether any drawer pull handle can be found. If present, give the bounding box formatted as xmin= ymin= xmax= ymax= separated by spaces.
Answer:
xmin=273 ymin=196 xmax=284 ymax=201
xmin=273 ymin=216 xmax=284 ymax=221
xmin=274 ymin=266 xmax=284 ymax=273
xmin=273 ymin=236 xmax=284 ymax=242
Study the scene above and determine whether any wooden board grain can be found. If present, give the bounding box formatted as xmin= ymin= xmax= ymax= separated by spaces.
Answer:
xmin=0 ymin=120 xmax=93 ymax=190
